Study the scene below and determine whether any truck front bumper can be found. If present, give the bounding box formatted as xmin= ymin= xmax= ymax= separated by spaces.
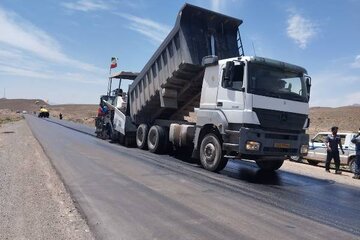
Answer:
xmin=223 ymin=127 xmax=309 ymax=160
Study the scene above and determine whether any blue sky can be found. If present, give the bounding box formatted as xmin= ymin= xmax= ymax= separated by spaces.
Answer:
xmin=0 ymin=0 xmax=359 ymax=107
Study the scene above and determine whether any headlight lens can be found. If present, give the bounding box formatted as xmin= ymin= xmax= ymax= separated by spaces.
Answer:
xmin=300 ymin=144 xmax=309 ymax=154
xmin=246 ymin=141 xmax=260 ymax=151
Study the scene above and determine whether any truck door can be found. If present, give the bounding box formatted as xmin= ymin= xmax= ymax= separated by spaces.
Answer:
xmin=216 ymin=62 xmax=245 ymax=122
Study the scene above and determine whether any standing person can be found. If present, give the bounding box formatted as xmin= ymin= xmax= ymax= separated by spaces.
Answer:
xmin=325 ymin=126 xmax=345 ymax=174
xmin=351 ymin=129 xmax=360 ymax=179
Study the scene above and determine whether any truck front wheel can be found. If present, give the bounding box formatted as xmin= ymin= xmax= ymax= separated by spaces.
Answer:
xmin=256 ymin=160 xmax=284 ymax=171
xmin=136 ymin=124 xmax=149 ymax=149
xmin=200 ymin=133 xmax=228 ymax=172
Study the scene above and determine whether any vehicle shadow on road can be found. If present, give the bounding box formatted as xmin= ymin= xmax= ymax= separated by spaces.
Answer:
xmin=221 ymin=160 xmax=334 ymax=187
xmin=227 ymin=168 xmax=282 ymax=185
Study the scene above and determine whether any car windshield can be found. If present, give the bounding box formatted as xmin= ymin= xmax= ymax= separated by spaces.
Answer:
xmin=247 ymin=63 xmax=308 ymax=102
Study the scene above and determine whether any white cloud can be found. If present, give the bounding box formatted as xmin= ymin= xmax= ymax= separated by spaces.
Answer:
xmin=209 ymin=0 xmax=243 ymax=13
xmin=0 ymin=65 xmax=54 ymax=79
xmin=287 ymin=12 xmax=317 ymax=49
xmin=0 ymin=8 xmax=67 ymax=63
xmin=211 ymin=0 xmax=222 ymax=12
xmin=351 ymin=55 xmax=360 ymax=68
xmin=310 ymin=71 xmax=360 ymax=107
xmin=0 ymin=6 xmax=104 ymax=83
xmin=61 ymin=0 xmax=110 ymax=12
xmin=117 ymin=13 xmax=171 ymax=44
xmin=311 ymin=91 xmax=360 ymax=107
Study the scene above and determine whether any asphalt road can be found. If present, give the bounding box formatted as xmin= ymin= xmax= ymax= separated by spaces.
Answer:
xmin=26 ymin=115 xmax=360 ymax=240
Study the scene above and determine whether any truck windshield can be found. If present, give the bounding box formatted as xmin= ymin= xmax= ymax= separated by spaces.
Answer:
xmin=247 ymin=63 xmax=308 ymax=102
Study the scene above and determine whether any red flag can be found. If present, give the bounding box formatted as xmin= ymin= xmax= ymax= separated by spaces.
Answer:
xmin=110 ymin=57 xmax=117 ymax=69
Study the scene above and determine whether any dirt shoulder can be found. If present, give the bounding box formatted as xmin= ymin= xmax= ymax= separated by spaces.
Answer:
xmin=281 ymin=159 xmax=359 ymax=187
xmin=0 ymin=109 xmax=23 ymax=126
xmin=0 ymin=120 xmax=94 ymax=240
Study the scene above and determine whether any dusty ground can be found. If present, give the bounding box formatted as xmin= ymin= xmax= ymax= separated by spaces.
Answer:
xmin=49 ymin=104 xmax=97 ymax=127
xmin=0 ymin=120 xmax=95 ymax=240
xmin=0 ymin=109 xmax=23 ymax=126
xmin=281 ymin=160 xmax=359 ymax=187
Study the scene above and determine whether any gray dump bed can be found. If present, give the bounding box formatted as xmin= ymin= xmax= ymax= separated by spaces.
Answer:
xmin=128 ymin=3 xmax=242 ymax=124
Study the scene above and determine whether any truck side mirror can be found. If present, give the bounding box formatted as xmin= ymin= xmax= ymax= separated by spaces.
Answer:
xmin=223 ymin=61 xmax=234 ymax=87
xmin=306 ymin=77 xmax=311 ymax=98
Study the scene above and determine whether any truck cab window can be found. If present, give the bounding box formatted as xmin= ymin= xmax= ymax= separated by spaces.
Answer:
xmin=222 ymin=64 xmax=244 ymax=91
xmin=248 ymin=63 xmax=308 ymax=102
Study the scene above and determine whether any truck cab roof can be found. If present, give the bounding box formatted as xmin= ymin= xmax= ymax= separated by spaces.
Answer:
xmin=218 ymin=56 xmax=307 ymax=74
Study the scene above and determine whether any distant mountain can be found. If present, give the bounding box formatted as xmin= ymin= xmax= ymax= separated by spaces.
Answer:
xmin=308 ymin=105 xmax=360 ymax=136
xmin=0 ymin=98 xmax=48 ymax=112
xmin=0 ymin=98 xmax=98 ymax=126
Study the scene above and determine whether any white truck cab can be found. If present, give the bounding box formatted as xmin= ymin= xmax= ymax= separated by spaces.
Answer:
xmin=193 ymin=56 xmax=311 ymax=171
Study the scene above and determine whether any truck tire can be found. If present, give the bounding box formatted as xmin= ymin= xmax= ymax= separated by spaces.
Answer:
xmin=256 ymin=159 xmax=284 ymax=171
xmin=136 ymin=124 xmax=149 ymax=149
xmin=147 ymin=125 xmax=167 ymax=153
xmin=199 ymin=133 xmax=228 ymax=172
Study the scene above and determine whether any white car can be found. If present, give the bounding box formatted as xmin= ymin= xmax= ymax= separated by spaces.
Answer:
xmin=290 ymin=132 xmax=358 ymax=172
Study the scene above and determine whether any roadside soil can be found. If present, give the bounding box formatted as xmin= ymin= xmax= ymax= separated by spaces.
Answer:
xmin=0 ymin=120 xmax=94 ymax=240
xmin=281 ymin=160 xmax=359 ymax=187
xmin=0 ymin=109 xmax=23 ymax=126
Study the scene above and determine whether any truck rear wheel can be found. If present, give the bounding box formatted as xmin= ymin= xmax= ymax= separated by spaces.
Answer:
xmin=147 ymin=125 xmax=167 ymax=153
xmin=256 ymin=160 xmax=284 ymax=171
xmin=136 ymin=124 xmax=149 ymax=149
xmin=199 ymin=133 xmax=228 ymax=172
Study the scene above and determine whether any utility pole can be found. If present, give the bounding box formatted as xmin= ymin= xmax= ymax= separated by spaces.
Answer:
xmin=3 ymin=88 xmax=5 ymax=99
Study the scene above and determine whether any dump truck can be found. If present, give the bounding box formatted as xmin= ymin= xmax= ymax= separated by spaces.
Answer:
xmin=97 ymin=3 xmax=312 ymax=172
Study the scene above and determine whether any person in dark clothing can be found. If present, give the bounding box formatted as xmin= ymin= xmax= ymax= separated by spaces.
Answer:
xmin=325 ymin=126 xmax=345 ymax=174
xmin=351 ymin=129 xmax=360 ymax=179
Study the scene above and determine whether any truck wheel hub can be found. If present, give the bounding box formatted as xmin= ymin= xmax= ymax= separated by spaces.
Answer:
xmin=204 ymin=143 xmax=216 ymax=162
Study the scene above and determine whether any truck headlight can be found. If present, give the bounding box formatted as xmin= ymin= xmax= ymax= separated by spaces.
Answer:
xmin=246 ymin=141 xmax=260 ymax=151
xmin=300 ymin=144 xmax=308 ymax=154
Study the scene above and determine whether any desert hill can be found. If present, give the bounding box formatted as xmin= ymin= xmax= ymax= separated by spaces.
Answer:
xmin=1 ymin=98 xmax=359 ymax=134
xmin=0 ymin=98 xmax=97 ymax=126
xmin=0 ymin=98 xmax=48 ymax=112
xmin=308 ymin=106 xmax=360 ymax=136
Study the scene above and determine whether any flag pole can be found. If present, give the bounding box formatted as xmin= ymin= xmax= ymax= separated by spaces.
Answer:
xmin=108 ymin=67 xmax=112 ymax=96
xmin=108 ymin=57 xmax=117 ymax=96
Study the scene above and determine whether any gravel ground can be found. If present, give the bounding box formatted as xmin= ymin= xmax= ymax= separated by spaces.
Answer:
xmin=0 ymin=120 xmax=94 ymax=240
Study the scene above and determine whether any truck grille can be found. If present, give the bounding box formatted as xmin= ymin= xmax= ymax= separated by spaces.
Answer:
xmin=253 ymin=108 xmax=307 ymax=132
xmin=265 ymin=133 xmax=298 ymax=140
